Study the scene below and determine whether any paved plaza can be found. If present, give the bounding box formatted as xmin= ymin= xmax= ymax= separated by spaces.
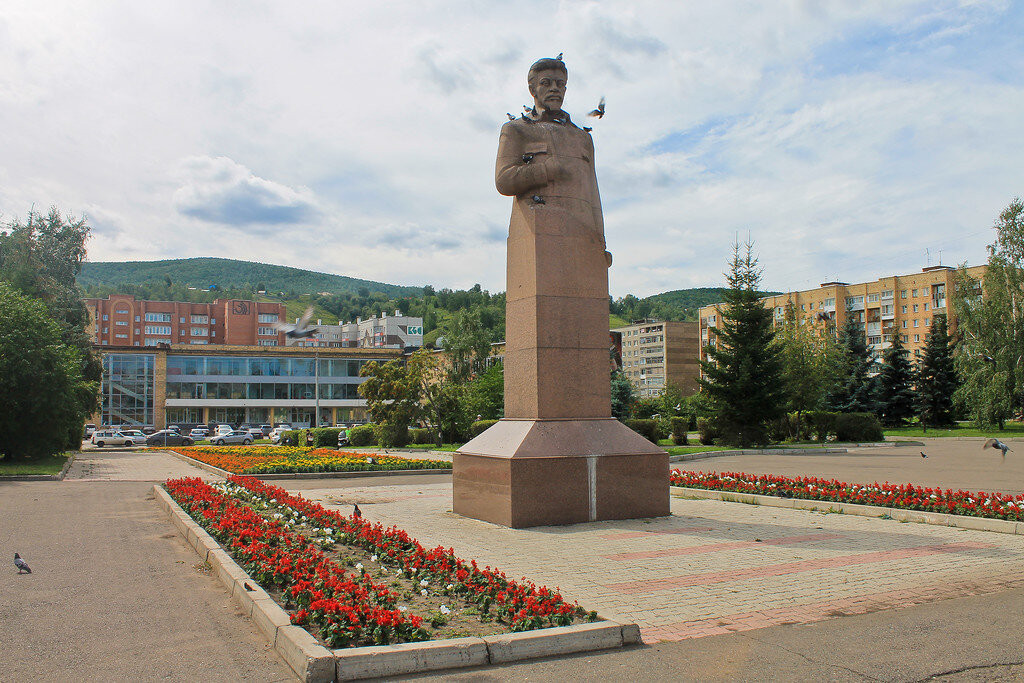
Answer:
xmin=3 ymin=441 xmax=1024 ymax=681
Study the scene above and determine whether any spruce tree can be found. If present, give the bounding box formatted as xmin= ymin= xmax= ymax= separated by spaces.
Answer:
xmin=916 ymin=314 xmax=958 ymax=428
xmin=825 ymin=316 xmax=878 ymax=413
xmin=877 ymin=329 xmax=916 ymax=426
xmin=698 ymin=240 xmax=785 ymax=447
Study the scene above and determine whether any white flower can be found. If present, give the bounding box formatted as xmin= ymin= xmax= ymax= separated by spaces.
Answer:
xmin=420 ymin=579 xmax=429 ymax=587
xmin=325 ymin=528 xmax=333 ymax=535
xmin=411 ymin=567 xmax=417 ymax=574
xmin=370 ymin=554 xmax=378 ymax=562
xmin=446 ymin=584 xmax=454 ymax=591
xmin=270 ymin=499 xmax=276 ymax=503
xmin=398 ymin=605 xmax=407 ymax=612
xmin=355 ymin=563 xmax=364 ymax=572
xmin=439 ymin=605 xmax=450 ymax=615
xmin=420 ymin=589 xmax=428 ymax=596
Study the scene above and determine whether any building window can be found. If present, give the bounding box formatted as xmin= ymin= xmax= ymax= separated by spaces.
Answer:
xmin=913 ymin=304 xmax=919 ymax=312
xmin=191 ymin=314 xmax=209 ymax=324
xmin=145 ymin=312 xmax=172 ymax=323
xmin=867 ymin=293 xmax=879 ymax=303
xmin=923 ymin=302 xmax=929 ymax=311
xmin=189 ymin=340 xmax=209 ymax=345
xmin=257 ymin=340 xmax=277 ymax=346
xmin=115 ymin=320 xmax=128 ymax=326
xmin=258 ymin=313 xmax=279 ymax=323
xmin=211 ymin=318 xmax=216 ymax=324
xmin=922 ymin=286 xmax=930 ymax=296
xmin=115 ymin=333 xmax=128 ymax=339
xmin=902 ymin=305 xmax=907 ymax=313
xmin=902 ymin=321 xmax=907 ymax=328
xmin=144 ymin=325 xmax=172 ymax=335
xmin=914 ymin=334 xmax=920 ymax=342
xmin=912 ymin=289 xmax=918 ymax=297
xmin=179 ymin=317 xmax=186 ymax=324
xmin=901 ymin=335 xmax=908 ymax=342
xmin=190 ymin=327 xmax=208 ymax=336
xmin=913 ymin=320 xmax=919 ymax=328
xmin=925 ymin=318 xmax=930 ymax=326
xmin=103 ymin=327 xmax=109 ymax=333
xmin=135 ymin=315 xmax=140 ymax=322
xmin=144 ymin=338 xmax=172 ymax=346
xmin=901 ymin=290 xmax=907 ymax=299
xmin=258 ymin=327 xmax=277 ymax=336
xmin=115 ymin=308 xmax=129 ymax=315
xmin=102 ymin=314 xmax=109 ymax=321
xmin=100 ymin=353 xmax=155 ymax=426
xmin=882 ymin=290 xmax=893 ymax=298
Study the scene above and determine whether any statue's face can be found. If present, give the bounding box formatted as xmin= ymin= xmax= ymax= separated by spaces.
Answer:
xmin=529 ymin=69 xmax=567 ymax=112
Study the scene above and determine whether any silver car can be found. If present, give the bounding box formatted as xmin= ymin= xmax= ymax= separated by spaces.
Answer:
xmin=211 ymin=430 xmax=253 ymax=446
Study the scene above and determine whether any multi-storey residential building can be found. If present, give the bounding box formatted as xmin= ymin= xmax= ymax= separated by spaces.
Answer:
xmin=91 ymin=344 xmax=401 ymax=429
xmin=698 ymin=265 xmax=987 ymax=369
xmin=287 ymin=310 xmax=424 ymax=349
xmin=84 ymin=295 xmax=287 ymax=347
xmin=612 ymin=319 xmax=700 ymax=397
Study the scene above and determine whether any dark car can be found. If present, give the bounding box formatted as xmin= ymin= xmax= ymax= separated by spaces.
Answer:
xmin=146 ymin=430 xmax=194 ymax=447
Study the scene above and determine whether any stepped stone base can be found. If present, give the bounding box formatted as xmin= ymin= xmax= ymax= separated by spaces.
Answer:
xmin=453 ymin=418 xmax=669 ymax=528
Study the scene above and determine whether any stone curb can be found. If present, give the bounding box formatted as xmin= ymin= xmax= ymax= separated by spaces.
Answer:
xmin=0 ymin=452 xmax=77 ymax=481
xmin=670 ymin=486 xmax=1024 ymax=535
xmin=161 ymin=449 xmax=451 ymax=481
xmin=153 ymin=485 xmax=637 ymax=681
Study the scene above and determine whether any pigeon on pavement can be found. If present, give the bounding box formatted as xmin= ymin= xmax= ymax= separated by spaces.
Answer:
xmin=14 ymin=553 xmax=31 ymax=574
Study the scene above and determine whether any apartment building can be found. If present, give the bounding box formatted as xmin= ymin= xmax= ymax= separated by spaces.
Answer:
xmin=612 ymin=319 xmax=700 ymax=397
xmin=698 ymin=265 xmax=987 ymax=367
xmin=84 ymin=295 xmax=287 ymax=347
xmin=286 ymin=310 xmax=424 ymax=349
xmin=92 ymin=344 xmax=401 ymax=429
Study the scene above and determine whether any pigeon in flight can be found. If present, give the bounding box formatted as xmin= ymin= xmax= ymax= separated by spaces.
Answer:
xmin=353 ymin=504 xmax=362 ymax=519
xmin=274 ymin=306 xmax=318 ymax=340
xmin=14 ymin=553 xmax=31 ymax=574
xmin=983 ymin=438 xmax=1012 ymax=459
xmin=587 ymin=97 xmax=606 ymax=119
xmin=920 ymin=452 xmax=928 ymax=458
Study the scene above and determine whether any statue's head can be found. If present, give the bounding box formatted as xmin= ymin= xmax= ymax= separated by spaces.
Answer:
xmin=528 ymin=57 xmax=567 ymax=113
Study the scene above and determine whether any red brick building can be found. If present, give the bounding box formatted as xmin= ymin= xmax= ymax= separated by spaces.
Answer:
xmin=84 ymin=294 xmax=287 ymax=347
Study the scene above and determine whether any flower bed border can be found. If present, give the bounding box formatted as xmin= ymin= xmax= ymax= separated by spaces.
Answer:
xmin=671 ymin=486 xmax=1024 ymax=535
xmin=162 ymin=448 xmax=450 ymax=480
xmin=153 ymin=485 xmax=638 ymax=682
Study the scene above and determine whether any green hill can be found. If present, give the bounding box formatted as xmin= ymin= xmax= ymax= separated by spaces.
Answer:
xmin=78 ymin=257 xmax=423 ymax=298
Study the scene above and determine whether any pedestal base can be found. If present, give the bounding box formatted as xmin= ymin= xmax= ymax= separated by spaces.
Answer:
xmin=453 ymin=418 xmax=669 ymax=528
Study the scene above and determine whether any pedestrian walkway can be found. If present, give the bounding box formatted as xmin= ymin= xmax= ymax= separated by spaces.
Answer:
xmin=287 ymin=480 xmax=1024 ymax=645
xmin=65 ymin=449 xmax=222 ymax=482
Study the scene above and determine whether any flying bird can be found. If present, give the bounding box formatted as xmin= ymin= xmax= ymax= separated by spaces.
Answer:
xmin=353 ymin=504 xmax=362 ymax=519
xmin=14 ymin=553 xmax=31 ymax=574
xmin=920 ymin=452 xmax=928 ymax=458
xmin=587 ymin=97 xmax=606 ymax=119
xmin=506 ymin=113 xmax=516 ymax=121
xmin=983 ymin=438 xmax=1012 ymax=459
xmin=274 ymin=306 xmax=318 ymax=340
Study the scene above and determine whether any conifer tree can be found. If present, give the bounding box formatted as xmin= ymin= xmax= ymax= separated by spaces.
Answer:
xmin=916 ymin=314 xmax=957 ymax=428
xmin=698 ymin=240 xmax=785 ymax=446
xmin=877 ymin=329 xmax=916 ymax=426
xmin=825 ymin=316 xmax=878 ymax=414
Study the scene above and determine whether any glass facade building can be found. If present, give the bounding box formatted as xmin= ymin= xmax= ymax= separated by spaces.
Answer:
xmin=100 ymin=353 xmax=156 ymax=426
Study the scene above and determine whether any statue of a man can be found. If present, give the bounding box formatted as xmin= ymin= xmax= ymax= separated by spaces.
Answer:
xmin=494 ymin=57 xmax=612 ymax=419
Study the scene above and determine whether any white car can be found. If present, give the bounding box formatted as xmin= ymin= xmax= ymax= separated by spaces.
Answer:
xmin=246 ymin=427 xmax=264 ymax=440
xmin=214 ymin=424 xmax=234 ymax=437
xmin=270 ymin=427 xmax=291 ymax=444
xmin=90 ymin=430 xmax=136 ymax=447
xmin=211 ymin=430 xmax=253 ymax=446
xmin=119 ymin=429 xmax=147 ymax=442
xmin=189 ymin=427 xmax=209 ymax=440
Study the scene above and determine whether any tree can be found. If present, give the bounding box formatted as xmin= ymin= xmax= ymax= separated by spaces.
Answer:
xmin=0 ymin=282 xmax=97 ymax=459
xmin=610 ymin=370 xmax=636 ymax=420
xmin=698 ymin=240 xmax=785 ymax=446
xmin=916 ymin=314 xmax=958 ymax=428
xmin=466 ymin=362 xmax=504 ymax=421
xmin=358 ymin=352 xmax=432 ymax=447
xmin=438 ymin=309 xmax=492 ymax=382
xmin=825 ymin=316 xmax=878 ymax=414
xmin=952 ymin=198 xmax=1024 ymax=427
xmin=776 ymin=302 xmax=829 ymax=439
xmin=877 ymin=329 xmax=916 ymax=427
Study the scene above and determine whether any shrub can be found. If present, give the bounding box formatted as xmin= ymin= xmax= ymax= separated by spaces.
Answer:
xmin=696 ymin=417 xmax=719 ymax=445
xmin=469 ymin=419 xmax=499 ymax=438
xmin=409 ymin=428 xmax=433 ymax=445
xmin=348 ymin=424 xmax=376 ymax=447
xmin=280 ymin=429 xmax=303 ymax=446
xmin=804 ymin=411 xmax=838 ymax=442
xmin=833 ymin=412 xmax=884 ymax=442
xmin=374 ymin=422 xmax=410 ymax=448
xmin=309 ymin=428 xmax=341 ymax=448
xmin=669 ymin=416 xmax=688 ymax=446
xmin=624 ymin=419 xmax=659 ymax=443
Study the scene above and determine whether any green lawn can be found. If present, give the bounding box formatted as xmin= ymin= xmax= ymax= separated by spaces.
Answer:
xmin=664 ymin=445 xmax=732 ymax=456
xmin=0 ymin=453 xmax=71 ymax=476
xmin=883 ymin=422 xmax=1024 ymax=439
xmin=405 ymin=444 xmax=461 ymax=452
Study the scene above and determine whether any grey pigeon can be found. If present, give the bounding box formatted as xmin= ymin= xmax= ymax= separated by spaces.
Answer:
xmin=273 ymin=306 xmax=318 ymax=340
xmin=14 ymin=552 xmax=31 ymax=574
xmin=587 ymin=97 xmax=606 ymax=119
xmin=353 ymin=504 xmax=361 ymax=519
xmin=556 ymin=52 xmax=563 ymax=61
xmin=506 ymin=113 xmax=516 ymax=121
xmin=983 ymin=438 xmax=1012 ymax=459
xmin=920 ymin=452 xmax=928 ymax=458
xmin=531 ymin=195 xmax=545 ymax=204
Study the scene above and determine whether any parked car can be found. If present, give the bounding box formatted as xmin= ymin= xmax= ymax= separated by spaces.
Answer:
xmin=167 ymin=425 xmax=182 ymax=433
xmin=214 ymin=424 xmax=234 ymax=437
xmin=246 ymin=427 xmax=264 ymax=440
xmin=189 ymin=427 xmax=209 ymax=440
xmin=91 ymin=430 xmax=136 ymax=447
xmin=270 ymin=427 xmax=289 ymax=444
xmin=141 ymin=426 xmax=158 ymax=435
xmin=259 ymin=424 xmax=273 ymax=438
xmin=84 ymin=424 xmax=97 ymax=438
xmin=119 ymin=429 xmax=147 ymax=442
xmin=211 ymin=430 xmax=253 ymax=446
xmin=146 ymin=430 xmax=195 ymax=447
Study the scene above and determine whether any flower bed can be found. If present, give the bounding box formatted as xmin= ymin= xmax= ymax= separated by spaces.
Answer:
xmin=165 ymin=475 xmax=593 ymax=648
xmin=169 ymin=446 xmax=451 ymax=474
xmin=670 ymin=469 xmax=1024 ymax=521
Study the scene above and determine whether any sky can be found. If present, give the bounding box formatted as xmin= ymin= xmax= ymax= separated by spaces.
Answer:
xmin=2 ymin=1 xmax=1022 ymax=298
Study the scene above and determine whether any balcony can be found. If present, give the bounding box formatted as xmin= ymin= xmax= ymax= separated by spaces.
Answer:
xmin=866 ymin=322 xmax=882 ymax=336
